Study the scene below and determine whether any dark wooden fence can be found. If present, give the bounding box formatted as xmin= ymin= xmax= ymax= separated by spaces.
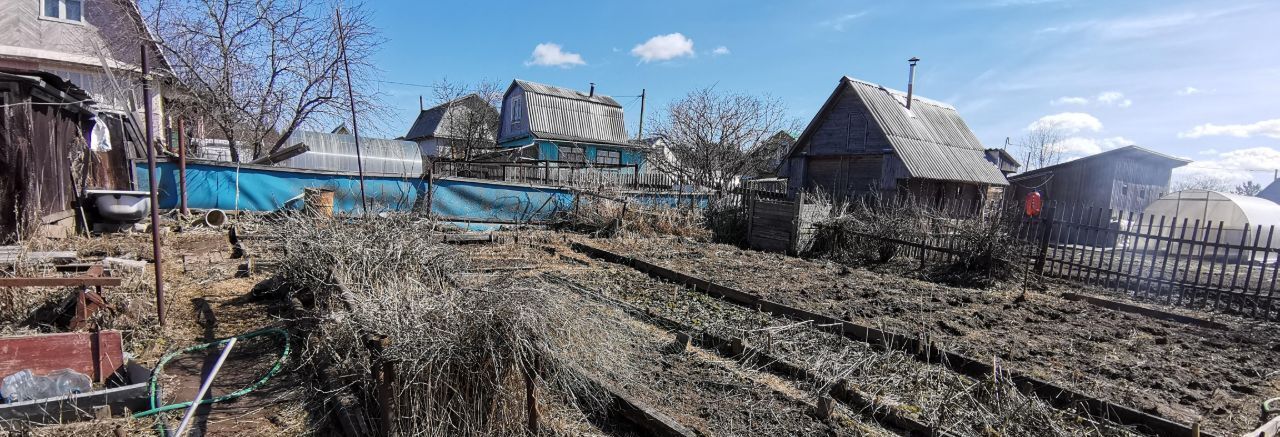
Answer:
xmin=841 ymin=199 xmax=1280 ymax=321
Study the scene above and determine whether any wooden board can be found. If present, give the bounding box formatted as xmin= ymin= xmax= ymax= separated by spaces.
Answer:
xmin=0 ymin=382 xmax=148 ymax=424
xmin=0 ymin=331 xmax=125 ymax=384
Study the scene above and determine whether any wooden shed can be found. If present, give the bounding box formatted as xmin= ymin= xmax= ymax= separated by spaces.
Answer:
xmin=1006 ymin=145 xmax=1190 ymax=212
xmin=778 ymin=76 xmax=1008 ymax=206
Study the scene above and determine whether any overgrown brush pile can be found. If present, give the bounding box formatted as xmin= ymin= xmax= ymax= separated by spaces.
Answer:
xmin=556 ymin=193 xmax=710 ymax=240
xmin=808 ymin=196 xmax=1031 ymax=287
xmin=269 ymin=213 xmax=607 ymax=436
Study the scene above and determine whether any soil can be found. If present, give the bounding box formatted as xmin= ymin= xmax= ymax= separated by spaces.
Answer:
xmin=587 ymin=236 xmax=1280 ymax=436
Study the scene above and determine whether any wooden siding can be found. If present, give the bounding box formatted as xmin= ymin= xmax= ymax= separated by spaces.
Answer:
xmin=747 ymin=193 xmax=831 ymax=254
xmin=498 ymin=87 xmax=529 ymax=141
xmin=1107 ymin=159 xmax=1174 ymax=212
xmin=1009 ymin=157 xmax=1175 ymax=213
xmin=803 ymin=155 xmax=886 ymax=197
xmin=802 ymin=86 xmax=889 ymax=156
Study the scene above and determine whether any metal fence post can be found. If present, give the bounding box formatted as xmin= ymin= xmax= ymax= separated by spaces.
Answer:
xmin=1035 ymin=207 xmax=1055 ymax=275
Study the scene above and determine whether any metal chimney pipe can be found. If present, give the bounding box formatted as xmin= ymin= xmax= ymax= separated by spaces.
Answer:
xmin=906 ymin=57 xmax=919 ymax=110
xmin=589 ymin=82 xmax=595 ymax=97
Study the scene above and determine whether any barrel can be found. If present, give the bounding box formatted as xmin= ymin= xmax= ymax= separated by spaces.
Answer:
xmin=303 ymin=188 xmax=335 ymax=217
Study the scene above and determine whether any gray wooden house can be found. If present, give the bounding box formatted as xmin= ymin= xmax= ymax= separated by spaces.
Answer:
xmin=778 ymin=76 xmax=1008 ymax=204
xmin=1007 ymin=146 xmax=1190 ymax=212
xmin=405 ymin=94 xmax=498 ymax=160
xmin=1257 ymin=180 xmax=1280 ymax=204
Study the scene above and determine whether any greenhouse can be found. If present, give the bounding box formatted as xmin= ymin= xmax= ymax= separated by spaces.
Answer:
xmin=276 ymin=130 xmax=423 ymax=176
xmin=1142 ymin=189 xmax=1280 ymax=260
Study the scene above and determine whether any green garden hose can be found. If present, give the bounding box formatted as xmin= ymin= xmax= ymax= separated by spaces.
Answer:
xmin=131 ymin=328 xmax=290 ymax=421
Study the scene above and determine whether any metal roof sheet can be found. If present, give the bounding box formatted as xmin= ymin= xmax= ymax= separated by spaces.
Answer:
xmin=1007 ymin=145 xmax=1191 ymax=182
xmin=405 ymin=94 xmax=497 ymax=142
xmin=513 ymin=80 xmax=631 ymax=146
xmin=843 ymin=77 xmax=1008 ymax=186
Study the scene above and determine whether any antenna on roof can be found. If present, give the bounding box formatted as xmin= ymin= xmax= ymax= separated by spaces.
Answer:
xmin=589 ymin=82 xmax=596 ymax=97
xmin=906 ymin=57 xmax=920 ymax=110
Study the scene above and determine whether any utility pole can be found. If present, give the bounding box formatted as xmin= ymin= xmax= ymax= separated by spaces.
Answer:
xmin=637 ymin=88 xmax=646 ymax=140
xmin=336 ymin=8 xmax=368 ymax=214
xmin=141 ymin=44 xmax=166 ymax=327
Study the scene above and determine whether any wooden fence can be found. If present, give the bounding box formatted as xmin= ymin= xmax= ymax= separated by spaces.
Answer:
xmin=746 ymin=192 xmax=831 ymax=255
xmin=838 ymin=200 xmax=1280 ymax=321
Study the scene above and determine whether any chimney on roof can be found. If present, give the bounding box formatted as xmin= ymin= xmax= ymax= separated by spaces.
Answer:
xmin=589 ymin=82 xmax=596 ymax=97
xmin=906 ymin=57 xmax=919 ymax=110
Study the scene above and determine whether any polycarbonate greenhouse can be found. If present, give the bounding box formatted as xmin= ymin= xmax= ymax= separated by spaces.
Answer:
xmin=1142 ymin=189 xmax=1280 ymax=260
xmin=276 ymin=130 xmax=423 ymax=176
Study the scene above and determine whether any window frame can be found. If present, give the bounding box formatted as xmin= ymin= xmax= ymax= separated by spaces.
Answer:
xmin=38 ymin=0 xmax=86 ymax=25
xmin=559 ymin=145 xmax=585 ymax=163
xmin=595 ymin=149 xmax=621 ymax=166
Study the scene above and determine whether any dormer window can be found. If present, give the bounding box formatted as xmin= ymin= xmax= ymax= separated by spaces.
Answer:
xmin=41 ymin=0 xmax=84 ymax=22
xmin=510 ymin=95 xmax=523 ymax=127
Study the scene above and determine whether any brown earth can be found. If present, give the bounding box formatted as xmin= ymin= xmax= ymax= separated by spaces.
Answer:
xmin=587 ymin=235 xmax=1280 ymax=436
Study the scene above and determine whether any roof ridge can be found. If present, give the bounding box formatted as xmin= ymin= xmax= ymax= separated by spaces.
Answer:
xmin=842 ymin=76 xmax=956 ymax=111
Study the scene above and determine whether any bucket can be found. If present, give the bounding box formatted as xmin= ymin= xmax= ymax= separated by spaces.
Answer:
xmin=304 ymin=188 xmax=335 ymax=217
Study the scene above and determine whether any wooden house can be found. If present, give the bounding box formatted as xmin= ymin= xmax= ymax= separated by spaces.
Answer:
xmin=984 ymin=148 xmax=1021 ymax=175
xmin=0 ymin=0 xmax=169 ymax=124
xmin=405 ymin=94 xmax=498 ymax=160
xmin=777 ymin=76 xmax=1009 ymax=205
xmin=1006 ymin=146 xmax=1191 ymax=212
xmin=496 ymin=80 xmax=647 ymax=169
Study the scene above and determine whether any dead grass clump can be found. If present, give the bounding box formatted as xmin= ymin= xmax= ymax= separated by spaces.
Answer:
xmin=268 ymin=213 xmax=610 ymax=436
xmin=556 ymin=194 xmax=710 ymax=241
xmin=808 ymin=195 xmax=928 ymax=265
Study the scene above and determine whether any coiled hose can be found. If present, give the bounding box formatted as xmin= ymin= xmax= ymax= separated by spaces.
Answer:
xmin=131 ymin=328 xmax=290 ymax=426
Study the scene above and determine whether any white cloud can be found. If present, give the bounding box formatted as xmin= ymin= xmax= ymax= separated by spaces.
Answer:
xmin=1050 ymin=96 xmax=1089 ymax=106
xmin=631 ymin=33 xmax=695 ymax=63
xmin=1179 ymin=119 xmax=1280 ymax=139
xmin=1028 ymin=112 xmax=1104 ymax=134
xmin=712 ymin=46 xmax=730 ymax=56
xmin=1197 ymin=148 xmax=1219 ymax=155
xmin=1174 ymin=146 xmax=1280 ymax=187
xmin=1049 ymin=135 xmax=1132 ymax=158
xmin=1176 ymin=86 xmax=1201 ymax=96
xmin=526 ymin=43 xmax=585 ymax=68
xmin=1095 ymin=91 xmax=1132 ymax=107
xmin=820 ymin=12 xmax=868 ymax=31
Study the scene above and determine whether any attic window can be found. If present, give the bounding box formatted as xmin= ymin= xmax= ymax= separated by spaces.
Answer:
xmin=41 ymin=0 xmax=84 ymax=22
xmin=1121 ymin=184 xmax=1128 ymax=195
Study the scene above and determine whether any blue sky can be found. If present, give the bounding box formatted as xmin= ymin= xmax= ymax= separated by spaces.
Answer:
xmin=364 ymin=0 xmax=1280 ymax=186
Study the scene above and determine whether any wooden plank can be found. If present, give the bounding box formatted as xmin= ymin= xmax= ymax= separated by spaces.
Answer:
xmin=1244 ymin=415 xmax=1280 ymax=437
xmin=0 ymin=251 xmax=77 ymax=265
xmin=0 ymin=331 xmax=125 ymax=383
xmin=0 ymin=277 xmax=123 ymax=287
xmin=1060 ymin=292 xmax=1228 ymax=330
xmin=0 ymin=382 xmax=148 ymax=425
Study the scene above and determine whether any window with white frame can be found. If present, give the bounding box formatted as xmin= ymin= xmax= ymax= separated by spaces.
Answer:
xmin=41 ymin=0 xmax=84 ymax=22
xmin=559 ymin=145 xmax=585 ymax=163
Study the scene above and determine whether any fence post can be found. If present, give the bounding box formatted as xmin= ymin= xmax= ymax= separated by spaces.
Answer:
xmin=1035 ymin=207 xmax=1055 ymax=275
xmin=790 ymin=192 xmax=805 ymax=255
xmin=746 ymin=191 xmax=756 ymax=248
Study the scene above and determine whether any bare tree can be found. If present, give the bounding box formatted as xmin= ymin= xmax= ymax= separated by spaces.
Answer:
xmin=136 ymin=0 xmax=383 ymax=162
xmin=1016 ymin=125 xmax=1065 ymax=171
xmin=1235 ymin=180 xmax=1263 ymax=196
xmin=428 ymin=79 xmax=502 ymax=160
xmin=650 ymin=88 xmax=793 ymax=189
xmin=1171 ymin=175 xmax=1233 ymax=192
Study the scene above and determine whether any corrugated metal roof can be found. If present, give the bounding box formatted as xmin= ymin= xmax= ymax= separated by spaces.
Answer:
xmin=405 ymin=94 xmax=497 ymax=141
xmin=843 ymin=77 xmax=1008 ymax=186
xmin=514 ymin=80 xmax=631 ymax=146
xmin=1007 ymin=145 xmax=1191 ymax=182
xmin=277 ymin=130 xmax=422 ymax=175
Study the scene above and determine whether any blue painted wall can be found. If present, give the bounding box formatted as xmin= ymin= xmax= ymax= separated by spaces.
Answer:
xmin=500 ymin=136 xmax=648 ymax=169
xmin=137 ymin=160 xmax=706 ymax=223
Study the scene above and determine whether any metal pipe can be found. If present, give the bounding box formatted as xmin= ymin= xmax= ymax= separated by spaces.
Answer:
xmin=173 ymin=337 xmax=238 ymax=437
xmin=178 ymin=118 xmax=188 ymax=215
xmin=141 ymin=45 xmax=166 ymax=327
xmin=906 ymin=57 xmax=919 ymax=110
xmin=336 ymin=8 xmax=368 ymax=215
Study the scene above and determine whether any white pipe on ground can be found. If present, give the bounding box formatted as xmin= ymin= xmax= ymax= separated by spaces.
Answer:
xmin=173 ymin=337 xmax=238 ymax=437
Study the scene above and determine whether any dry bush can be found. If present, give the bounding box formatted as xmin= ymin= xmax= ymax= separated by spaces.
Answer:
xmin=808 ymin=194 xmax=929 ymax=265
xmin=703 ymin=195 xmax=748 ymax=245
xmin=556 ymin=194 xmax=710 ymax=241
xmin=927 ymin=207 xmax=1031 ymax=287
xmin=268 ymin=213 xmax=611 ymax=436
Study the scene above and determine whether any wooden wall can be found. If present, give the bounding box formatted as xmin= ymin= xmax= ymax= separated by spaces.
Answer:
xmin=747 ymin=193 xmax=830 ymax=254
xmin=785 ymin=84 xmax=893 ymax=196
xmin=1009 ymin=157 xmax=1176 ymax=214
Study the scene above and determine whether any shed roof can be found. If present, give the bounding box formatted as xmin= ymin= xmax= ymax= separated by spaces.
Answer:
xmin=405 ymin=94 xmax=497 ymax=142
xmin=510 ymin=79 xmax=631 ymax=146
xmin=1257 ymin=180 xmax=1280 ymax=204
xmin=790 ymin=76 xmax=1008 ymax=186
xmin=1007 ymin=145 xmax=1191 ymax=183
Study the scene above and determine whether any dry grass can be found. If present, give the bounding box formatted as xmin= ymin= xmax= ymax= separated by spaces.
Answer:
xmin=555 ymin=193 xmax=710 ymax=241
xmin=266 ymin=213 xmax=623 ymax=436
